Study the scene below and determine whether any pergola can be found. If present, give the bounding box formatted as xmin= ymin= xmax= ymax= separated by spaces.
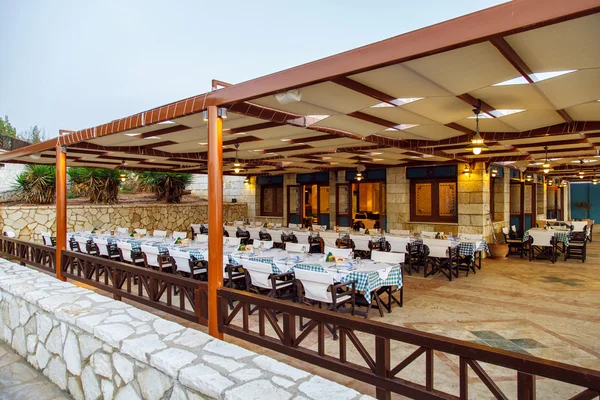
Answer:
xmin=1 ymin=0 xmax=599 ymax=338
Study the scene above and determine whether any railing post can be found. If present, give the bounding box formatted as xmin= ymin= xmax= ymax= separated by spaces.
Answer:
xmin=55 ymin=144 xmax=67 ymax=282
xmin=207 ymin=105 xmax=224 ymax=340
xmin=283 ymin=313 xmax=296 ymax=347
xmin=459 ymin=357 xmax=468 ymax=399
xmin=375 ymin=336 xmax=391 ymax=400
xmin=425 ymin=348 xmax=434 ymax=391
xmin=517 ymin=372 xmax=536 ymax=400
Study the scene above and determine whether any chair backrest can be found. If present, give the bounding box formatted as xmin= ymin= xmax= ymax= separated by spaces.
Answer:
xmin=389 ymin=229 xmax=411 ymax=236
xmin=385 ymin=236 xmax=410 ymax=253
xmin=133 ymin=228 xmax=147 ymax=235
xmin=223 ymin=255 xmax=231 ymax=278
xmin=41 ymin=232 xmax=53 ymax=246
xmin=254 ymin=222 xmax=263 ymax=227
xmin=75 ymin=237 xmax=90 ymax=253
xmin=169 ymin=249 xmax=192 ymax=273
xmin=153 ymin=230 xmax=167 ymax=237
xmin=242 ymin=260 xmax=273 ymax=289
xmin=223 ymin=237 xmax=242 ymax=247
xmin=117 ymin=227 xmax=129 ymax=235
xmin=324 ymin=246 xmax=352 ymax=259
xmin=288 ymin=223 xmax=300 ymax=229
xmin=312 ymin=225 xmax=327 ymax=231
xmin=93 ymin=237 xmax=109 ymax=257
xmin=294 ymin=268 xmax=334 ymax=303
xmin=528 ymin=230 xmax=555 ymax=246
xmin=190 ymin=224 xmax=202 ymax=235
xmin=502 ymin=227 xmax=509 ymax=235
xmin=511 ymin=225 xmax=518 ymax=233
xmin=422 ymin=231 xmax=444 ymax=238
xmin=285 ymin=242 xmax=309 ymax=253
xmin=3 ymin=231 xmax=16 ymax=238
xmin=234 ymin=220 xmax=245 ymax=226
xmin=294 ymin=231 xmax=310 ymax=244
xmin=195 ymin=234 xmax=209 ymax=243
xmin=141 ymin=245 xmax=160 ymax=267
xmin=247 ymin=227 xmax=262 ymax=241
xmin=253 ymin=240 xmax=274 ymax=249
xmin=460 ymin=233 xmax=483 ymax=240
xmin=371 ymin=251 xmax=405 ymax=264
xmin=116 ymin=241 xmax=134 ymax=262
xmin=275 ymin=223 xmax=282 ymax=228
xmin=423 ymin=238 xmax=452 ymax=248
xmin=571 ymin=221 xmax=588 ymax=231
xmin=426 ymin=245 xmax=449 ymax=258
xmin=173 ymin=231 xmax=187 ymax=239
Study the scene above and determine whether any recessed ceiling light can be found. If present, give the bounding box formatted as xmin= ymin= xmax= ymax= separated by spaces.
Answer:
xmin=280 ymin=138 xmax=293 ymax=142
xmin=371 ymin=98 xmax=423 ymax=107
xmin=144 ymin=136 xmax=161 ymax=140
xmin=198 ymin=142 xmax=207 ymax=145
xmin=304 ymin=115 xmax=330 ymax=126
xmin=158 ymin=121 xmax=175 ymax=124
xmin=369 ymin=152 xmax=383 ymax=156
xmin=233 ymin=132 xmax=246 ymax=135
xmin=373 ymin=158 xmax=384 ymax=161
xmin=385 ymin=124 xmax=419 ymax=131
xmin=124 ymin=133 xmax=141 ymax=137
xmin=322 ymin=157 xmax=332 ymax=160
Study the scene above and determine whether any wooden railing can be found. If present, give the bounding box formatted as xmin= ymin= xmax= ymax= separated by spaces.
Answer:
xmin=61 ymin=250 xmax=208 ymax=325
xmin=218 ymin=288 xmax=600 ymax=400
xmin=0 ymin=236 xmax=56 ymax=274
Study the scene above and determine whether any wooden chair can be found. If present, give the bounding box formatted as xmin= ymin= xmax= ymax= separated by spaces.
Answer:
xmin=169 ymin=249 xmax=206 ymax=279
xmin=280 ymin=231 xmax=297 ymax=248
xmin=223 ymin=237 xmax=242 ymax=247
xmin=285 ymin=242 xmax=309 ymax=253
xmin=389 ymin=229 xmax=411 ymax=236
xmin=141 ymin=245 xmax=174 ymax=272
xmin=93 ymin=237 xmax=120 ymax=261
xmin=172 ymin=231 xmax=187 ymax=240
xmin=294 ymin=268 xmax=356 ymax=339
xmin=195 ymin=234 xmax=208 ymax=243
xmin=242 ymin=260 xmax=295 ymax=306
xmin=253 ymin=240 xmax=274 ymax=249
xmin=503 ymin=227 xmax=525 ymax=258
xmin=323 ymin=246 xmax=353 ymax=259
xmin=564 ymin=229 xmax=587 ymax=263
xmin=116 ymin=227 xmax=129 ymax=236
xmin=116 ymin=241 xmax=145 ymax=266
xmin=258 ymin=231 xmax=272 ymax=241
xmin=41 ymin=232 xmax=56 ymax=247
xmin=75 ymin=236 xmax=98 ymax=256
xmin=133 ymin=228 xmax=147 ymax=236
xmin=405 ymin=241 xmax=425 ymax=276
xmin=527 ymin=231 xmax=558 ymax=263
xmin=335 ymin=235 xmax=356 ymax=252
xmin=424 ymin=242 xmax=460 ymax=281
xmin=370 ymin=251 xmax=404 ymax=312
xmin=152 ymin=230 xmax=167 ymax=238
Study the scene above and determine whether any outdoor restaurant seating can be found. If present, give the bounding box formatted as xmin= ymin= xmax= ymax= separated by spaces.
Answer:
xmin=116 ymin=227 xmax=129 ymax=235
xmin=152 ymin=230 xmax=167 ymax=237
xmin=335 ymin=235 xmax=356 ymax=252
xmin=324 ymin=246 xmax=353 ymax=259
xmin=405 ymin=241 xmax=425 ymax=276
xmin=503 ymin=227 xmax=525 ymax=258
xmin=116 ymin=241 xmax=145 ymax=266
xmin=242 ymin=259 xmax=294 ymax=304
xmin=295 ymin=268 xmax=356 ymax=339
xmin=235 ymin=227 xmax=250 ymax=245
xmin=169 ymin=248 xmax=206 ymax=279
xmin=253 ymin=240 xmax=274 ymax=249
xmin=141 ymin=244 xmax=174 ymax=272
xmin=75 ymin=236 xmax=98 ymax=256
xmin=423 ymin=239 xmax=460 ymax=281
xmin=93 ymin=237 xmax=120 ymax=260
xmin=527 ymin=230 xmax=558 ymax=263
xmin=173 ymin=231 xmax=187 ymax=239
xmin=258 ymin=231 xmax=272 ymax=241
xmin=41 ymin=232 xmax=56 ymax=246
xmin=564 ymin=230 xmax=587 ymax=263
xmin=223 ymin=237 xmax=242 ymax=247
xmin=133 ymin=228 xmax=147 ymax=235
xmin=371 ymin=251 xmax=404 ymax=312
xmin=281 ymin=231 xmax=297 ymax=246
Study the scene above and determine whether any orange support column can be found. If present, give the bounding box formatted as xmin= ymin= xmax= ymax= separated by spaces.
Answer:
xmin=55 ymin=145 xmax=67 ymax=281
xmin=207 ymin=106 xmax=224 ymax=339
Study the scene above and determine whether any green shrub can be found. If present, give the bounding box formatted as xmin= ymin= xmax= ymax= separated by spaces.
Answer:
xmin=138 ymin=172 xmax=192 ymax=203
xmin=67 ymin=167 xmax=122 ymax=204
xmin=14 ymin=165 xmax=56 ymax=204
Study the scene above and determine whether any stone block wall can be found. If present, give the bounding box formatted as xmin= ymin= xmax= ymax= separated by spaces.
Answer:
xmin=188 ymin=174 xmax=256 ymax=220
xmin=0 ymin=203 xmax=248 ymax=242
xmin=0 ymin=260 xmax=370 ymax=400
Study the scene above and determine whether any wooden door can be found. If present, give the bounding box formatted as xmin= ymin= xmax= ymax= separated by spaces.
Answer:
xmin=287 ymin=185 xmax=302 ymax=226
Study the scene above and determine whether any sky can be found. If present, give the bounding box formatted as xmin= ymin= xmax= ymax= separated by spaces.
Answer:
xmin=0 ymin=0 xmax=507 ymax=139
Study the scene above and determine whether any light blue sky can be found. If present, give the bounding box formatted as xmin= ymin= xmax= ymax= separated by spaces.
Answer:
xmin=0 ymin=0 xmax=506 ymax=139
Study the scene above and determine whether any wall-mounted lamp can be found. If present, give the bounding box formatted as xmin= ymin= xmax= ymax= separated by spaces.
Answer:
xmin=119 ymin=173 xmax=127 ymax=182
xmin=462 ymin=164 xmax=472 ymax=177
xmin=202 ymin=108 xmax=228 ymax=122
xmin=490 ymin=167 xmax=498 ymax=178
xmin=525 ymin=173 xmax=533 ymax=182
xmin=243 ymin=177 xmax=250 ymax=185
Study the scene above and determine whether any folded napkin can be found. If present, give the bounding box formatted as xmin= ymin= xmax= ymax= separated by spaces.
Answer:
xmin=357 ymin=262 xmax=393 ymax=280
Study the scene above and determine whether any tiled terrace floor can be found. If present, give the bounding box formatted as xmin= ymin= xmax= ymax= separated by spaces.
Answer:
xmin=68 ymin=236 xmax=600 ymax=399
xmin=0 ymin=341 xmax=71 ymax=400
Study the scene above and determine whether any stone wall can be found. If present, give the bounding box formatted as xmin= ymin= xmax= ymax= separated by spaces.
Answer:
xmin=0 ymin=260 xmax=370 ymax=400
xmin=0 ymin=203 xmax=248 ymax=242
xmin=0 ymin=161 xmax=25 ymax=193
xmin=188 ymin=174 xmax=256 ymax=220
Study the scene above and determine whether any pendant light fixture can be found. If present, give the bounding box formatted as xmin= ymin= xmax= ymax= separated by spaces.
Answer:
xmin=490 ymin=166 xmax=498 ymax=177
xmin=243 ymin=176 xmax=250 ymax=185
xmin=541 ymin=146 xmax=552 ymax=174
xmin=593 ymin=169 xmax=598 ymax=185
xmin=356 ymin=162 xmax=366 ymax=181
xmin=578 ymin=160 xmax=585 ymax=179
xmin=465 ymin=100 xmax=488 ymax=155
xmin=233 ymin=144 xmax=242 ymax=174
xmin=525 ymin=173 xmax=533 ymax=182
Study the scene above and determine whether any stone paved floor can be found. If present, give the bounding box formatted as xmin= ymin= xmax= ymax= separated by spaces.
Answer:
xmin=61 ymin=233 xmax=600 ymax=399
xmin=0 ymin=341 xmax=71 ymax=400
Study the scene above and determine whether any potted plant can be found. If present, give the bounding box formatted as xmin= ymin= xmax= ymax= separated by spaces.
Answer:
xmin=486 ymin=215 xmax=509 ymax=259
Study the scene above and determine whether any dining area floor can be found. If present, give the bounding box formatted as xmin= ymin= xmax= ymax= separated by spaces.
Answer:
xmin=71 ymin=231 xmax=600 ymax=399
